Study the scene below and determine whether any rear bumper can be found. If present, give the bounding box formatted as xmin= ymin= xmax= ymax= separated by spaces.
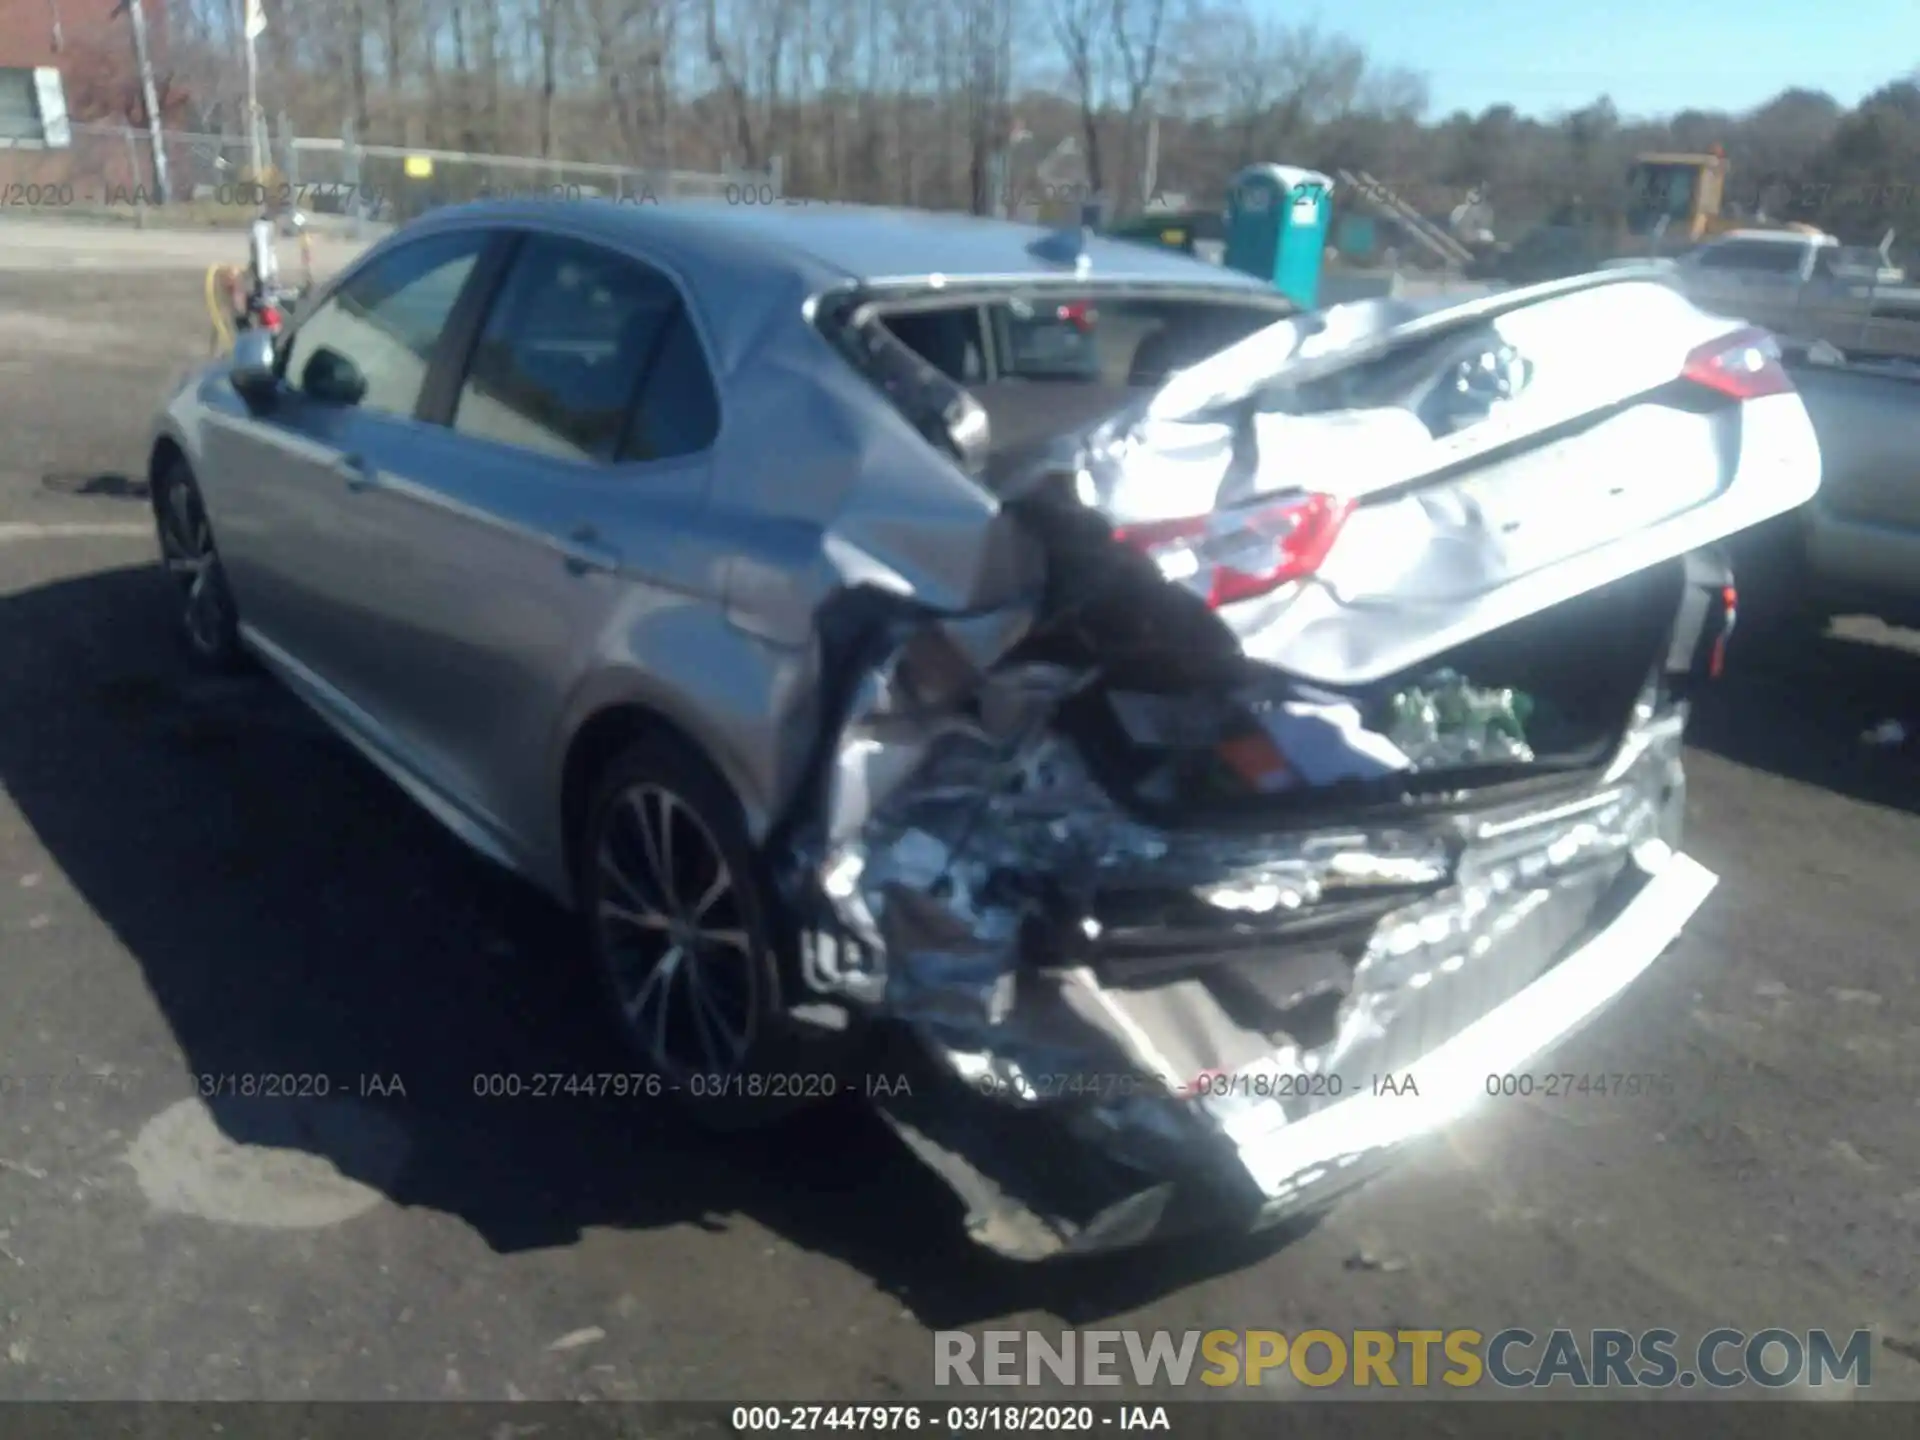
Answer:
xmin=863 ymin=707 xmax=1714 ymax=1260
xmin=1234 ymin=846 xmax=1713 ymax=1210
xmin=875 ymin=846 xmax=1713 ymax=1259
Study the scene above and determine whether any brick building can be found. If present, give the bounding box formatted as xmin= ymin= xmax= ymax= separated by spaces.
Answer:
xmin=0 ymin=0 xmax=175 ymax=192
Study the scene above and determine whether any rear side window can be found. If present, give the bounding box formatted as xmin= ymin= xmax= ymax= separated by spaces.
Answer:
xmin=620 ymin=308 xmax=720 ymax=461
xmin=454 ymin=234 xmax=682 ymax=462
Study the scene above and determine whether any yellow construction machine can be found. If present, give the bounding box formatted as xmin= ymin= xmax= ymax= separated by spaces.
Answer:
xmin=1623 ymin=148 xmax=1731 ymax=244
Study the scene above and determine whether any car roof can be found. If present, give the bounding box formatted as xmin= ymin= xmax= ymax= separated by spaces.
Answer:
xmin=415 ymin=197 xmax=1277 ymax=292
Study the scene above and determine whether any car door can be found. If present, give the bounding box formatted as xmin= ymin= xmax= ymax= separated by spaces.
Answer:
xmin=309 ymin=226 xmax=726 ymax=856
xmin=1791 ymin=357 xmax=1920 ymax=605
xmin=197 ymin=227 xmax=500 ymax=712
xmin=1685 ymin=239 xmax=1808 ymax=325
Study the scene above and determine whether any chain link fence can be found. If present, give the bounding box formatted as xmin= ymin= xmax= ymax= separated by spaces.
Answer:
xmin=7 ymin=128 xmax=1917 ymax=359
xmin=0 ymin=123 xmax=248 ymax=208
xmin=0 ymin=122 xmax=780 ymax=236
xmin=283 ymin=137 xmax=782 ymax=230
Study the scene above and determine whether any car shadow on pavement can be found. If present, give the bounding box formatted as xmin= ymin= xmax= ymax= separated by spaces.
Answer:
xmin=1687 ymin=622 xmax=1920 ymax=815
xmin=40 ymin=471 xmax=149 ymax=501
xmin=0 ymin=564 xmax=1304 ymax=1329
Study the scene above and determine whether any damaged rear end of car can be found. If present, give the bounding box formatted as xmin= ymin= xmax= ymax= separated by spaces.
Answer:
xmin=770 ymin=267 xmax=1818 ymax=1260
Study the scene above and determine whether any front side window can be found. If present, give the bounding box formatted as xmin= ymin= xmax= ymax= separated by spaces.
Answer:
xmin=282 ymin=230 xmax=488 ymax=417
xmin=454 ymin=234 xmax=684 ymax=463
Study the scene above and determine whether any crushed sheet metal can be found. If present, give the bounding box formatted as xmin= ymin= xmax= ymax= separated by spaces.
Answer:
xmin=809 ymin=681 xmax=1697 ymax=1250
xmin=1235 ymin=851 xmax=1716 ymax=1202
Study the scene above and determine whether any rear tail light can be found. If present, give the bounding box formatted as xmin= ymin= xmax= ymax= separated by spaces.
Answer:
xmin=1682 ymin=326 xmax=1793 ymax=400
xmin=1113 ymin=492 xmax=1353 ymax=609
xmin=1057 ymin=301 xmax=1097 ymax=331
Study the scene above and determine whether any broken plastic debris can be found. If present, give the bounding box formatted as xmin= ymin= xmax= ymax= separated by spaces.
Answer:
xmin=1343 ymin=1248 xmax=1410 ymax=1273
xmin=1326 ymin=851 xmax=1449 ymax=888
xmin=1105 ymin=690 xmax=1235 ymax=748
xmin=1862 ymin=719 xmax=1908 ymax=748
xmin=880 ymin=829 xmax=953 ymax=890
xmin=1197 ymin=880 xmax=1311 ymax=914
xmin=1385 ymin=669 xmax=1535 ymax=767
xmin=1215 ymin=728 xmax=1295 ymax=793
xmin=1256 ymin=701 xmax=1413 ymax=785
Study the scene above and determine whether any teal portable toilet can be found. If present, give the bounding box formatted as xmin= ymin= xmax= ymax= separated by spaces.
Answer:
xmin=1224 ymin=163 xmax=1336 ymax=308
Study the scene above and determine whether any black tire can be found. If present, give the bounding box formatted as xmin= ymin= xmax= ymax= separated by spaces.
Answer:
xmin=574 ymin=732 xmax=822 ymax=1130
xmin=152 ymin=457 xmax=246 ymax=671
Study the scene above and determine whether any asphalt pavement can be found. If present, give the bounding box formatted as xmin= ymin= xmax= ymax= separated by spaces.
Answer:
xmin=0 ymin=250 xmax=1918 ymax=1409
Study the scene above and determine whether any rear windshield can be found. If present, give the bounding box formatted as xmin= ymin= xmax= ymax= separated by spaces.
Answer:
xmin=879 ymin=293 xmax=1291 ymax=390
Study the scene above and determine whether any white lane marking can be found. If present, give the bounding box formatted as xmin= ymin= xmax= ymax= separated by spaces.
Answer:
xmin=0 ymin=522 xmax=151 ymax=542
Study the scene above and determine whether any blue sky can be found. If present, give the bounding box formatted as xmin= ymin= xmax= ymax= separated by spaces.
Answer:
xmin=1294 ymin=0 xmax=1914 ymax=119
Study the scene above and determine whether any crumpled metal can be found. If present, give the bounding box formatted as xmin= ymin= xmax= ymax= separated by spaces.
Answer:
xmin=806 ymin=637 xmax=1687 ymax=1148
xmin=811 ymin=662 xmax=1455 ymax=1095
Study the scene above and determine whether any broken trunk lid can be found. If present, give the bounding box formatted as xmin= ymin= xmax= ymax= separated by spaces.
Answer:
xmin=1068 ymin=275 xmax=1821 ymax=688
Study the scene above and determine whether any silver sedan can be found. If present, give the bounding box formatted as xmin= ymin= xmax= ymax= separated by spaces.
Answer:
xmin=149 ymin=203 xmax=1819 ymax=1257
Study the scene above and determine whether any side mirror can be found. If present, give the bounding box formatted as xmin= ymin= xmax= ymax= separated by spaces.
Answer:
xmin=301 ymin=345 xmax=368 ymax=407
xmin=229 ymin=330 xmax=279 ymax=408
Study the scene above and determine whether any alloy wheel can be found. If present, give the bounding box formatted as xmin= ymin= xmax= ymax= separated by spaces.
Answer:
xmin=594 ymin=782 xmax=767 ymax=1081
xmin=157 ymin=477 xmax=232 ymax=658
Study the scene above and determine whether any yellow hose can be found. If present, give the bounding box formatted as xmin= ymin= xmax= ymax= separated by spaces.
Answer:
xmin=205 ymin=263 xmax=240 ymax=353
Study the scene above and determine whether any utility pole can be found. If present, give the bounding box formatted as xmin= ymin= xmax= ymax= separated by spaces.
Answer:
xmin=114 ymin=0 xmax=171 ymax=202
xmin=243 ymin=0 xmax=266 ymax=187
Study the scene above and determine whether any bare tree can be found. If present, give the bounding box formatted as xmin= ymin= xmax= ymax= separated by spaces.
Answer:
xmin=1048 ymin=0 xmax=1106 ymax=198
xmin=534 ymin=0 xmax=561 ymax=158
xmin=1107 ymin=0 xmax=1169 ymax=211
xmin=347 ymin=0 xmax=370 ymax=141
xmin=129 ymin=0 xmax=1918 ymax=272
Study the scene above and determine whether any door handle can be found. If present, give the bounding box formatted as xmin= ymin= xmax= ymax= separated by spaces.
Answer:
xmin=335 ymin=453 xmax=379 ymax=492
xmin=560 ymin=523 xmax=622 ymax=577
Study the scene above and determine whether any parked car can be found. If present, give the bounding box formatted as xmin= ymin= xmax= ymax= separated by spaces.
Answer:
xmin=1670 ymin=228 xmax=1920 ymax=317
xmin=1733 ymin=340 xmax=1920 ymax=637
xmin=1679 ymin=227 xmax=1839 ymax=285
xmin=148 ymin=208 xmax=1816 ymax=1259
